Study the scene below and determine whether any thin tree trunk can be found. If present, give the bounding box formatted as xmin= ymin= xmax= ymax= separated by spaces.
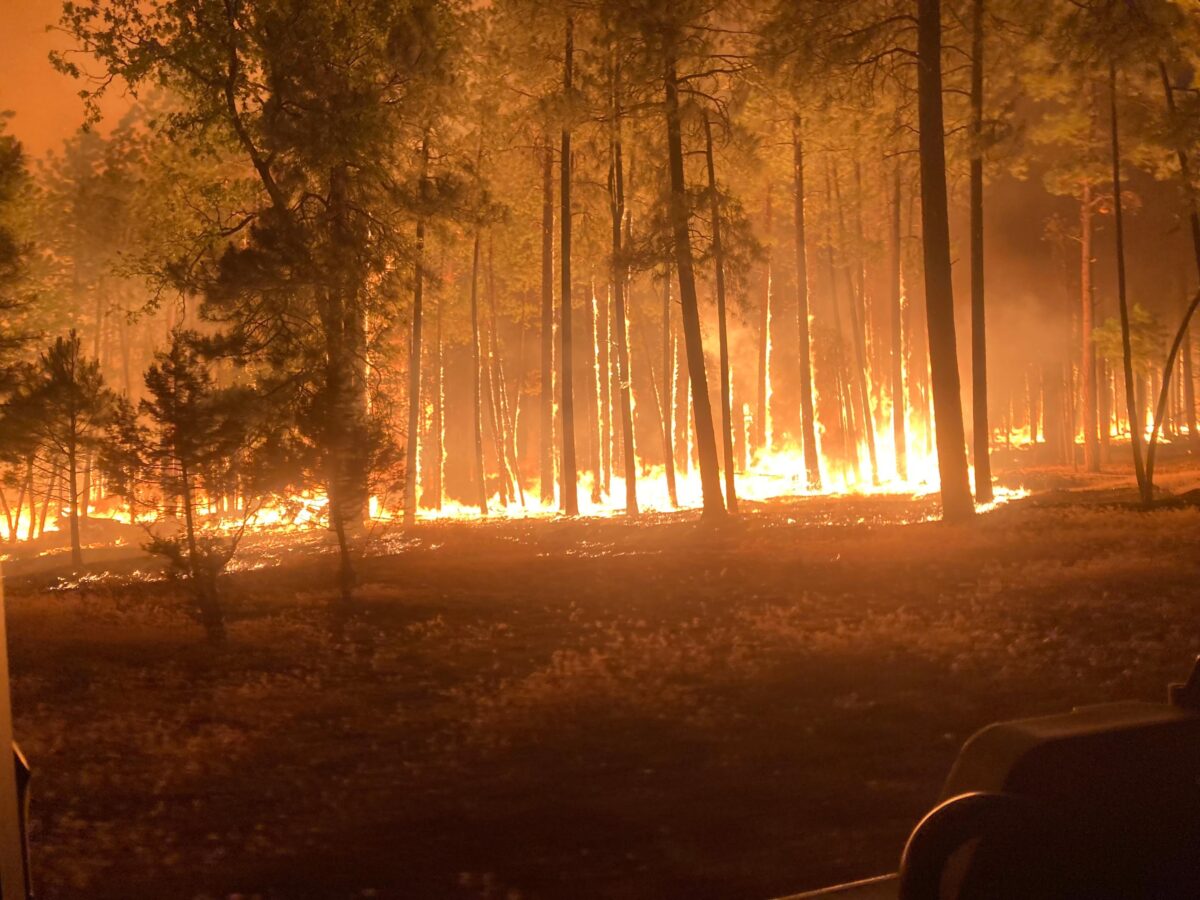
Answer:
xmin=792 ymin=117 xmax=822 ymax=489
xmin=540 ymin=141 xmax=556 ymax=505
xmin=559 ymin=15 xmax=579 ymax=515
xmin=664 ymin=50 xmax=723 ymax=516
xmin=970 ymin=0 xmax=993 ymax=501
xmin=1108 ymin=62 xmax=1148 ymax=500
xmin=889 ymin=163 xmax=907 ymax=479
xmin=583 ymin=277 xmax=603 ymax=503
xmin=470 ymin=229 xmax=489 ymax=516
xmin=430 ymin=282 xmax=444 ymax=511
xmin=660 ymin=274 xmax=679 ymax=506
xmin=1081 ymin=179 xmax=1099 ymax=472
xmin=485 ymin=236 xmax=514 ymax=505
xmin=673 ymin=311 xmax=689 ymax=473
xmin=1184 ymin=321 xmax=1197 ymax=448
xmin=833 ymin=162 xmax=879 ymax=484
xmin=704 ymin=113 xmax=738 ymax=512
xmin=404 ymin=134 xmax=430 ymax=525
xmin=917 ymin=0 xmax=975 ymax=520
xmin=610 ymin=71 xmax=638 ymax=515
xmin=757 ymin=184 xmax=772 ymax=453
xmin=67 ymin=442 xmax=82 ymax=568
xmin=598 ymin=284 xmax=612 ymax=496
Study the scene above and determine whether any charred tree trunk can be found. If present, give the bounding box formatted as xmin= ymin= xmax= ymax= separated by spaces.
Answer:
xmin=917 ymin=0 xmax=975 ymax=520
xmin=704 ymin=113 xmax=738 ymax=512
xmin=430 ymin=281 xmax=444 ymax=511
xmin=757 ymin=184 xmax=772 ymax=454
xmin=661 ymin=275 xmax=680 ymax=506
xmin=598 ymin=284 xmax=612 ymax=496
xmin=1108 ymin=63 xmax=1148 ymax=501
xmin=583 ymin=278 xmax=603 ymax=504
xmin=469 ymin=229 xmax=489 ymax=516
xmin=1081 ymin=179 xmax=1099 ymax=472
xmin=540 ymin=141 xmax=556 ymax=505
xmin=559 ymin=15 xmax=579 ymax=515
xmin=1147 ymin=63 xmax=1200 ymax=485
xmin=484 ymin=239 xmax=513 ymax=506
xmin=889 ymin=163 xmax=907 ymax=479
xmin=610 ymin=70 xmax=638 ymax=515
xmin=664 ymin=51 xmax=723 ymax=516
xmin=833 ymin=163 xmax=878 ymax=485
xmin=404 ymin=135 xmax=430 ymax=525
xmin=792 ymin=117 xmax=822 ymax=489
xmin=969 ymin=0 xmax=993 ymax=502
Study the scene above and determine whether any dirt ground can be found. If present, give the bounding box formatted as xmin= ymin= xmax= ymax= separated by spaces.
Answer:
xmin=5 ymin=453 xmax=1200 ymax=899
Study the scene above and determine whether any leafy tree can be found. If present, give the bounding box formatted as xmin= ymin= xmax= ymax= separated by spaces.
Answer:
xmin=2 ymin=331 xmax=118 ymax=566
xmin=104 ymin=333 xmax=283 ymax=643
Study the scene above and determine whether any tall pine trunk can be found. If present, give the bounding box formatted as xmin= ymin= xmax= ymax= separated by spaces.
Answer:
xmin=757 ymin=184 xmax=772 ymax=453
xmin=430 ymin=284 xmax=444 ymax=511
xmin=404 ymin=135 xmax=430 ymax=525
xmin=661 ymin=275 xmax=680 ymax=506
xmin=540 ymin=142 xmax=556 ymax=505
xmin=889 ymin=163 xmax=907 ymax=479
xmin=917 ymin=0 xmax=974 ymax=520
xmin=1108 ymin=62 xmax=1148 ymax=501
xmin=1146 ymin=63 xmax=1200 ymax=484
xmin=969 ymin=0 xmax=993 ymax=502
xmin=469 ymin=229 xmax=489 ymax=516
xmin=610 ymin=66 xmax=638 ymax=515
xmin=559 ymin=15 xmax=580 ymax=515
xmin=704 ymin=114 xmax=738 ymax=512
xmin=1080 ymin=179 xmax=1099 ymax=472
xmin=792 ymin=117 xmax=822 ymax=489
xmin=833 ymin=163 xmax=878 ymax=484
xmin=664 ymin=51 xmax=724 ymax=517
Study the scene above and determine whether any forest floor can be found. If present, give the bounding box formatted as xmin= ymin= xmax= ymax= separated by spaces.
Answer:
xmin=5 ymin=448 xmax=1200 ymax=900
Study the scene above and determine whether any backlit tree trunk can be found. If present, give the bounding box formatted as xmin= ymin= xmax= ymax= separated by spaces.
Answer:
xmin=540 ymin=141 xmax=555 ymax=505
xmin=917 ymin=0 xmax=974 ymax=521
xmin=704 ymin=113 xmax=737 ymax=512
xmin=1080 ymin=179 xmax=1099 ymax=472
xmin=610 ymin=70 xmax=638 ymax=515
xmin=470 ymin=229 xmax=489 ymax=516
xmin=969 ymin=0 xmax=993 ymax=502
xmin=1108 ymin=62 xmax=1147 ymax=501
xmin=404 ymin=135 xmax=430 ymax=525
xmin=664 ymin=51 xmax=724 ymax=517
xmin=890 ymin=164 xmax=907 ymax=480
xmin=757 ymin=184 xmax=772 ymax=454
xmin=661 ymin=275 xmax=679 ymax=506
xmin=559 ymin=15 xmax=579 ymax=515
xmin=792 ymin=117 xmax=821 ymax=489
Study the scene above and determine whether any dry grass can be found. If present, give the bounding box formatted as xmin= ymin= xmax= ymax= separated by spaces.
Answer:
xmin=6 ymin=456 xmax=1200 ymax=899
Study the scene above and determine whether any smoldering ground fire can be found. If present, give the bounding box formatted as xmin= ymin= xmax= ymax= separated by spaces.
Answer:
xmin=0 ymin=0 xmax=1199 ymax=898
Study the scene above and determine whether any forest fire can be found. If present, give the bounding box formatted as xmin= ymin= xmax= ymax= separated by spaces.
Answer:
xmin=3 ymin=0 xmax=1200 ymax=898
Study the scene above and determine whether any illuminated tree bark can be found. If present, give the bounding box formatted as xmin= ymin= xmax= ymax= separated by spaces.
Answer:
xmin=969 ymin=0 xmax=993 ymax=502
xmin=917 ymin=0 xmax=974 ymax=521
xmin=704 ymin=113 xmax=738 ymax=512
xmin=889 ymin=164 xmax=907 ymax=480
xmin=540 ymin=141 xmax=555 ymax=505
xmin=404 ymin=134 xmax=430 ymax=525
xmin=609 ymin=66 xmax=638 ymax=515
xmin=792 ymin=118 xmax=821 ymax=489
xmin=559 ymin=15 xmax=579 ymax=515
xmin=664 ymin=49 xmax=724 ymax=517
xmin=1107 ymin=62 xmax=1147 ymax=502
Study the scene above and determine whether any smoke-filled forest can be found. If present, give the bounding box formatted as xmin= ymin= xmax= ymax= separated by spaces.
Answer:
xmin=2 ymin=0 xmax=1200 ymax=898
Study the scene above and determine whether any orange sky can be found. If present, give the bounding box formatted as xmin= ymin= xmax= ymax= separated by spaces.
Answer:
xmin=0 ymin=0 xmax=132 ymax=159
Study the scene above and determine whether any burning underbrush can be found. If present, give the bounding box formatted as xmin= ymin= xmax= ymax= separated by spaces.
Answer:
xmin=4 ymin=457 xmax=1198 ymax=899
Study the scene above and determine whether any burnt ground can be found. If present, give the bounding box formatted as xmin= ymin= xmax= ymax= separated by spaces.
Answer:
xmin=6 ymin=452 xmax=1200 ymax=899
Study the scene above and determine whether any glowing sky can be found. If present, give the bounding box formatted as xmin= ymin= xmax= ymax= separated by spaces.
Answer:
xmin=0 ymin=0 xmax=131 ymax=158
